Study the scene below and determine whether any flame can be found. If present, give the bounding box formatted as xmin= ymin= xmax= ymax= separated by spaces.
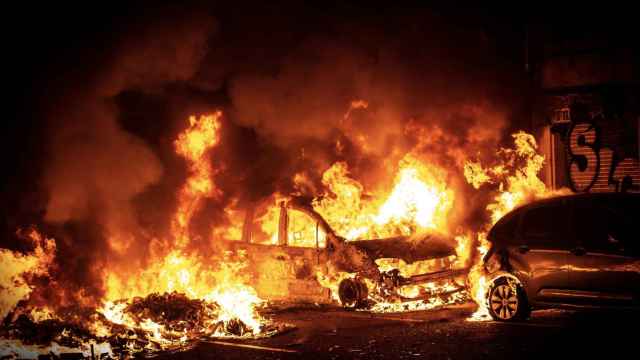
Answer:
xmin=205 ymin=284 xmax=265 ymax=337
xmin=368 ymin=255 xmax=468 ymax=313
xmin=464 ymin=131 xmax=569 ymax=321
xmin=0 ymin=229 xmax=56 ymax=321
xmin=464 ymin=131 xmax=552 ymax=224
xmin=310 ymin=150 xmax=460 ymax=312
xmin=374 ymin=155 xmax=453 ymax=232
xmin=172 ymin=112 xmax=222 ymax=248
xmin=105 ymin=250 xmax=219 ymax=301
xmin=0 ymin=112 xmax=277 ymax=358
xmin=317 ymin=260 xmax=468 ymax=314
xmin=98 ymin=112 xmax=273 ymax=345
xmin=98 ymin=274 xmax=268 ymax=342
xmin=104 ymin=112 xmax=234 ymax=304
xmin=246 ymin=194 xmax=330 ymax=247
xmin=466 ymin=233 xmax=492 ymax=321
xmin=1 ymin=106 xmax=573 ymax=359
xmin=313 ymin=154 xmax=454 ymax=240
xmin=368 ymin=284 xmax=467 ymax=313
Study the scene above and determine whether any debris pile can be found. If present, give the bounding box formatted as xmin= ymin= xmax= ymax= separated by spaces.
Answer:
xmin=0 ymin=292 xmax=292 ymax=359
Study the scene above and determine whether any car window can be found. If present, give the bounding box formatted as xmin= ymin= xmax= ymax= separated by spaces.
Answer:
xmin=618 ymin=197 xmax=639 ymax=256
xmin=491 ymin=211 xmax=520 ymax=245
xmin=521 ymin=203 xmax=568 ymax=249
xmin=251 ymin=202 xmax=280 ymax=245
xmin=287 ymin=209 xmax=326 ymax=248
xmin=576 ymin=197 xmax=638 ymax=256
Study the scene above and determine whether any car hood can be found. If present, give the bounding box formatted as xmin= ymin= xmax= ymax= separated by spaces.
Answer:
xmin=347 ymin=232 xmax=456 ymax=264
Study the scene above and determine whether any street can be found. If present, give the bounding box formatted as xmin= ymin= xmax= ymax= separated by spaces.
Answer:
xmin=154 ymin=303 xmax=640 ymax=359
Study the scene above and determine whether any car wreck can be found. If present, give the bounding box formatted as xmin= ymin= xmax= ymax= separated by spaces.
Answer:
xmin=222 ymin=196 xmax=469 ymax=309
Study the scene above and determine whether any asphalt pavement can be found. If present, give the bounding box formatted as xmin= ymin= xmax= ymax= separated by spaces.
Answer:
xmin=155 ymin=303 xmax=640 ymax=359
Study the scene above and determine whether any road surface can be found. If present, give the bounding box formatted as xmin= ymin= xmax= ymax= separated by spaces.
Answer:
xmin=154 ymin=303 xmax=639 ymax=359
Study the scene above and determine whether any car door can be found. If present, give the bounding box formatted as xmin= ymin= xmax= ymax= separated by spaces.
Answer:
xmin=280 ymin=207 xmax=331 ymax=302
xmin=511 ymin=200 xmax=571 ymax=304
xmin=566 ymin=196 xmax=640 ymax=306
xmin=240 ymin=201 xmax=331 ymax=303
xmin=229 ymin=200 xmax=291 ymax=300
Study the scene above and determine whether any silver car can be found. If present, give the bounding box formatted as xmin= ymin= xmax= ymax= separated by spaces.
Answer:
xmin=482 ymin=193 xmax=639 ymax=321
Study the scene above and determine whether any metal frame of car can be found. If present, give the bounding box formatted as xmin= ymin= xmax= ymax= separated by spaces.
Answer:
xmin=229 ymin=196 xmax=469 ymax=308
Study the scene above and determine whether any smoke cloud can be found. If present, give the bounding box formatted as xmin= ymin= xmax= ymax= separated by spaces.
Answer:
xmin=39 ymin=6 xmax=217 ymax=306
xmin=217 ymin=13 xmax=519 ymax=229
xmin=9 ymin=3 xmax=527 ymax=309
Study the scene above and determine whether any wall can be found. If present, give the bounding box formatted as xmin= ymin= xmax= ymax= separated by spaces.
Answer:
xmin=537 ymin=88 xmax=640 ymax=193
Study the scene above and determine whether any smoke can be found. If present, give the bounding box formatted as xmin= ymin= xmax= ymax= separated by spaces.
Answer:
xmin=220 ymin=13 xmax=519 ymax=230
xmin=8 ymin=3 xmax=527 ymax=309
xmin=39 ymin=6 xmax=217 ymax=306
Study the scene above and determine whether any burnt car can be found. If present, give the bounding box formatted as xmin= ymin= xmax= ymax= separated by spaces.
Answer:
xmin=482 ymin=193 xmax=640 ymax=321
xmin=222 ymin=197 xmax=467 ymax=308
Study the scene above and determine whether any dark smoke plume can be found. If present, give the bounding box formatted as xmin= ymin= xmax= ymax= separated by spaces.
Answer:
xmin=37 ymin=5 xmax=217 ymax=307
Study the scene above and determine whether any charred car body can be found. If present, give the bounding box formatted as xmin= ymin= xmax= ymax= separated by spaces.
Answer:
xmin=482 ymin=193 xmax=640 ymax=321
xmin=222 ymin=197 xmax=468 ymax=309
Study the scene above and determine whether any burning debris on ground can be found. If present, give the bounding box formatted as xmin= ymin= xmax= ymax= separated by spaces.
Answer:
xmin=1 ymin=290 xmax=293 ymax=359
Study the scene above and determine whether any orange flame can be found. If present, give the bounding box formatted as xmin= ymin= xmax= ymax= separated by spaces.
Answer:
xmin=0 ymin=229 xmax=56 ymax=320
xmin=313 ymin=154 xmax=454 ymax=240
xmin=172 ymin=112 xmax=222 ymax=248
xmin=312 ymin=154 xmax=462 ymax=312
xmin=100 ymin=111 xmax=273 ymax=346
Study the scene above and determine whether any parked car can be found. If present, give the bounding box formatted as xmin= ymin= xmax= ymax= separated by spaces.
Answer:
xmin=483 ymin=192 xmax=640 ymax=321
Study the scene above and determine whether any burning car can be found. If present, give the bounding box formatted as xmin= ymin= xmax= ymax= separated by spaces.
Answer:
xmin=222 ymin=196 xmax=469 ymax=310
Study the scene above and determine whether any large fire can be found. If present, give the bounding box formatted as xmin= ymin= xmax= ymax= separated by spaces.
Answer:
xmin=313 ymin=154 xmax=454 ymax=241
xmin=1 ymin=104 xmax=563 ymax=358
xmin=309 ymin=153 xmax=465 ymax=313
xmin=237 ymin=152 xmax=454 ymax=247
xmin=103 ymin=113 xmax=268 ymax=330
xmin=1 ymin=112 xmax=283 ymax=359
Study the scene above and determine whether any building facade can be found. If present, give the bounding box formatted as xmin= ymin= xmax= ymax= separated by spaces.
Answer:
xmin=531 ymin=28 xmax=639 ymax=193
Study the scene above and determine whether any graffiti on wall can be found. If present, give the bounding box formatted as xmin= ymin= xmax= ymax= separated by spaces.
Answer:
xmin=567 ymin=119 xmax=640 ymax=193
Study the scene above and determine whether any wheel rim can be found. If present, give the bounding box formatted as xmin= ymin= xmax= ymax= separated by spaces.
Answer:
xmin=490 ymin=284 xmax=518 ymax=320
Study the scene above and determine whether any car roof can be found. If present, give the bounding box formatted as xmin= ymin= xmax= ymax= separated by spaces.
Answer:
xmin=488 ymin=192 xmax=639 ymax=242
xmin=517 ymin=192 xmax=639 ymax=210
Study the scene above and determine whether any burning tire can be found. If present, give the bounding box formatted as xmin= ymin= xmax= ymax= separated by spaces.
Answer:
xmin=487 ymin=276 xmax=530 ymax=321
xmin=338 ymin=278 xmax=368 ymax=309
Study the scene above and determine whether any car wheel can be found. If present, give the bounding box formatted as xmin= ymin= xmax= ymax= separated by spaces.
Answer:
xmin=487 ymin=276 xmax=530 ymax=321
xmin=338 ymin=278 xmax=368 ymax=309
